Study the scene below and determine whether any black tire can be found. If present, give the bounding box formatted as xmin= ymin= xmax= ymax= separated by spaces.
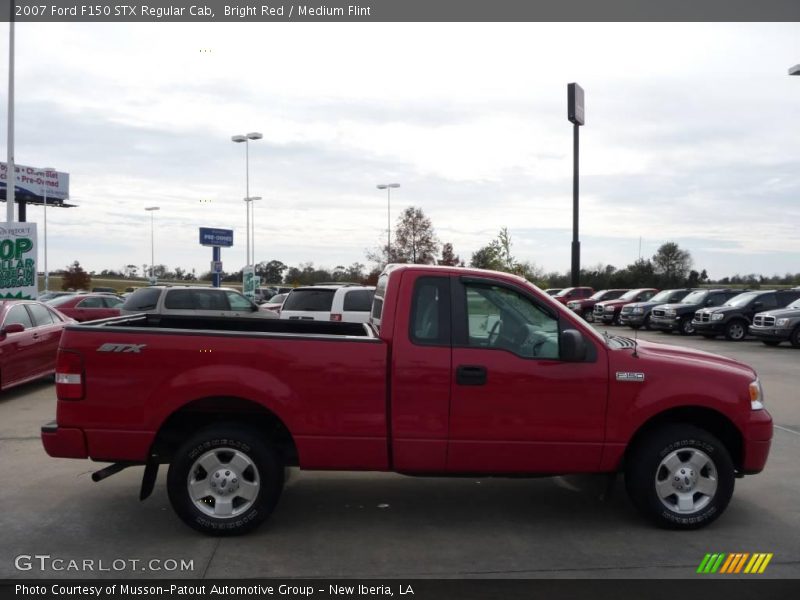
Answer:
xmin=643 ymin=315 xmax=652 ymax=331
xmin=625 ymin=425 xmax=734 ymax=530
xmin=790 ymin=326 xmax=800 ymax=349
xmin=582 ymin=310 xmax=594 ymax=322
xmin=167 ymin=425 xmax=284 ymax=536
xmin=612 ymin=313 xmax=621 ymax=326
xmin=679 ymin=317 xmax=695 ymax=336
xmin=724 ymin=320 xmax=748 ymax=342
xmin=762 ymin=341 xmax=780 ymax=347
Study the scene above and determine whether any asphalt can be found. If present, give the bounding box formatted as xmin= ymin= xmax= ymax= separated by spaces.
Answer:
xmin=1 ymin=329 xmax=798 ymax=580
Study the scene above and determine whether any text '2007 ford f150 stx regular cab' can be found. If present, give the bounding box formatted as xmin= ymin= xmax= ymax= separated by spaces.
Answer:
xmin=41 ymin=265 xmax=772 ymax=535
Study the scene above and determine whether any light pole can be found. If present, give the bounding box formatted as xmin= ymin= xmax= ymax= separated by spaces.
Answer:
xmin=244 ymin=196 xmax=261 ymax=266
xmin=376 ymin=183 xmax=400 ymax=263
xmin=145 ymin=206 xmax=160 ymax=282
xmin=231 ymin=132 xmax=262 ymax=266
xmin=40 ymin=167 xmax=55 ymax=292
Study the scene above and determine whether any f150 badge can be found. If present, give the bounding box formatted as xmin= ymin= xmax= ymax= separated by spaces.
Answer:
xmin=616 ymin=372 xmax=645 ymax=382
xmin=97 ymin=343 xmax=146 ymax=353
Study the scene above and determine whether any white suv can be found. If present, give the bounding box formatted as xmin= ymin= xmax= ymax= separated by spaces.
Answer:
xmin=120 ymin=286 xmax=278 ymax=318
xmin=279 ymin=285 xmax=375 ymax=323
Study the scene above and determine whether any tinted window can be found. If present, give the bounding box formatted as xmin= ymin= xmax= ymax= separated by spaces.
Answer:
xmin=28 ymin=303 xmax=55 ymax=326
xmin=225 ymin=291 xmax=253 ymax=310
xmin=103 ymin=297 xmax=124 ymax=308
xmin=4 ymin=305 xmax=34 ymax=328
xmin=706 ymin=294 xmax=729 ymax=307
xmin=753 ymin=293 xmax=778 ymax=310
xmin=122 ymin=288 xmax=162 ymax=311
xmin=776 ymin=291 xmax=800 ymax=308
xmin=410 ymin=277 xmax=450 ymax=346
xmin=163 ymin=289 xmax=196 ymax=309
xmin=343 ymin=290 xmax=374 ymax=312
xmin=165 ymin=289 xmax=229 ymax=311
xmin=282 ymin=289 xmax=335 ymax=311
xmin=77 ymin=297 xmax=105 ymax=308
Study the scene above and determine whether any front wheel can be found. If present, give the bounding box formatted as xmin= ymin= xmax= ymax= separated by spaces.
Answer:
xmin=167 ymin=425 xmax=284 ymax=536
xmin=724 ymin=320 xmax=747 ymax=341
xmin=790 ymin=326 xmax=800 ymax=348
xmin=643 ymin=314 xmax=653 ymax=331
xmin=625 ymin=425 xmax=734 ymax=529
xmin=582 ymin=310 xmax=594 ymax=322
xmin=679 ymin=317 xmax=695 ymax=336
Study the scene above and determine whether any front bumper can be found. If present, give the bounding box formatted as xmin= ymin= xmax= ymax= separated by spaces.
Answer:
xmin=740 ymin=408 xmax=773 ymax=474
xmin=618 ymin=313 xmax=644 ymax=326
xmin=749 ymin=326 xmax=792 ymax=342
xmin=691 ymin=321 xmax=725 ymax=335
xmin=649 ymin=316 xmax=679 ymax=331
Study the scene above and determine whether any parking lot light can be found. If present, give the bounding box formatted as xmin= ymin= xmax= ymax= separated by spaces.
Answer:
xmin=232 ymin=132 xmax=263 ymax=266
xmin=40 ymin=167 xmax=56 ymax=292
xmin=145 ymin=206 xmax=160 ymax=282
xmin=376 ymin=183 xmax=400 ymax=263
xmin=245 ymin=196 xmax=262 ymax=265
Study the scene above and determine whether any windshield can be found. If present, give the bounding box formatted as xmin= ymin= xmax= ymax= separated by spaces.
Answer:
xmin=787 ymin=299 xmax=800 ymax=310
xmin=723 ymin=292 xmax=759 ymax=308
xmin=681 ymin=290 xmax=708 ymax=304
xmin=619 ymin=289 xmax=643 ymax=301
xmin=553 ymin=288 xmax=574 ymax=298
xmin=649 ymin=290 xmax=677 ymax=303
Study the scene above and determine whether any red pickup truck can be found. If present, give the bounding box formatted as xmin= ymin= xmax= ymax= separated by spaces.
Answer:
xmin=42 ymin=265 xmax=772 ymax=535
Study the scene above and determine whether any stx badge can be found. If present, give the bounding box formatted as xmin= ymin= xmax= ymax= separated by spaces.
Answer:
xmin=97 ymin=343 xmax=146 ymax=353
xmin=615 ymin=372 xmax=645 ymax=382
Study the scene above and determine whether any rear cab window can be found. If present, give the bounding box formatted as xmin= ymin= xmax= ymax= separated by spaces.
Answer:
xmin=122 ymin=288 xmax=162 ymax=311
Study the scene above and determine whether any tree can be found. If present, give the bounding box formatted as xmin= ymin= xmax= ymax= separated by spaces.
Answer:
xmin=652 ymin=242 xmax=692 ymax=287
xmin=470 ymin=241 xmax=503 ymax=270
xmin=438 ymin=242 xmax=462 ymax=267
xmin=61 ymin=261 xmax=91 ymax=291
xmin=393 ymin=207 xmax=439 ymax=264
xmin=124 ymin=264 xmax=138 ymax=279
xmin=256 ymin=260 xmax=288 ymax=284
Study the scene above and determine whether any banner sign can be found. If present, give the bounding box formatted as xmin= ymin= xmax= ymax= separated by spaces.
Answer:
xmin=0 ymin=162 xmax=69 ymax=203
xmin=199 ymin=227 xmax=233 ymax=248
xmin=0 ymin=222 xmax=38 ymax=299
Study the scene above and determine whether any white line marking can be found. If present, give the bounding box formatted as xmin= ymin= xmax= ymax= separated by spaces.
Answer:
xmin=775 ymin=425 xmax=800 ymax=437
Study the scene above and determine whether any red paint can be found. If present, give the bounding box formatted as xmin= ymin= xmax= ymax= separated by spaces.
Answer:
xmin=42 ymin=266 xmax=771 ymax=481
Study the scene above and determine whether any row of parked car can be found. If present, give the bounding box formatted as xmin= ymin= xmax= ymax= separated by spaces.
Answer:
xmin=552 ymin=285 xmax=800 ymax=347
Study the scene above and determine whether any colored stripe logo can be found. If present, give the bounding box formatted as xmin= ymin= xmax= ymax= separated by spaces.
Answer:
xmin=697 ymin=553 xmax=773 ymax=574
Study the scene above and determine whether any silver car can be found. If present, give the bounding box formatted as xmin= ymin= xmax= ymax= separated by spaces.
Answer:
xmin=120 ymin=286 xmax=278 ymax=319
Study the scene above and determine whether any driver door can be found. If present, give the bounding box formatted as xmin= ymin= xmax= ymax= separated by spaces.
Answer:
xmin=447 ymin=278 xmax=608 ymax=473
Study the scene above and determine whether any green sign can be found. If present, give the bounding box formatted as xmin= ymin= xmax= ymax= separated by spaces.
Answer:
xmin=0 ymin=223 xmax=37 ymax=299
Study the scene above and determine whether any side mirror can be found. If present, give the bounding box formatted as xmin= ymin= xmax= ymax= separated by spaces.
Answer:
xmin=0 ymin=323 xmax=26 ymax=340
xmin=560 ymin=329 xmax=587 ymax=362
xmin=753 ymin=301 xmax=763 ymax=308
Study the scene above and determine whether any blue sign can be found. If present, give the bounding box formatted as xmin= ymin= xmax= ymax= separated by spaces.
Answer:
xmin=199 ymin=227 xmax=233 ymax=247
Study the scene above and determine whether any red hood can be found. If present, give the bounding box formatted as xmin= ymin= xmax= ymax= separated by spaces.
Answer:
xmin=627 ymin=338 xmax=756 ymax=379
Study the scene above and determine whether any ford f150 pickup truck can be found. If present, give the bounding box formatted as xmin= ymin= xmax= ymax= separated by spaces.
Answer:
xmin=41 ymin=265 xmax=772 ymax=536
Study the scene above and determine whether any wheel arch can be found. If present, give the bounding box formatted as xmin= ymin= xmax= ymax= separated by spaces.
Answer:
xmin=151 ymin=396 xmax=299 ymax=466
xmin=623 ymin=406 xmax=744 ymax=472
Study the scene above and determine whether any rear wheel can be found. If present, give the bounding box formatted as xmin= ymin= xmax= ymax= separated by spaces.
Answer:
xmin=679 ymin=317 xmax=695 ymax=336
xmin=724 ymin=320 xmax=747 ymax=341
xmin=625 ymin=425 xmax=734 ymax=529
xmin=167 ymin=425 xmax=284 ymax=536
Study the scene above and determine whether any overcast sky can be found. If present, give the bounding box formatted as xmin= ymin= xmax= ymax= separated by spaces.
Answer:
xmin=2 ymin=22 xmax=800 ymax=280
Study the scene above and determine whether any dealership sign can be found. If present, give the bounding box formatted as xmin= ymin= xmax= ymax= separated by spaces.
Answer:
xmin=0 ymin=222 xmax=37 ymax=299
xmin=199 ymin=227 xmax=233 ymax=247
xmin=0 ymin=162 xmax=69 ymax=202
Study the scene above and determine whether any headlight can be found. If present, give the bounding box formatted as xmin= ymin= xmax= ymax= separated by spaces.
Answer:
xmin=632 ymin=307 xmax=643 ymax=314
xmin=711 ymin=313 xmax=724 ymax=321
xmin=665 ymin=309 xmax=676 ymax=316
xmin=749 ymin=379 xmax=764 ymax=411
xmin=776 ymin=318 xmax=789 ymax=326
xmin=605 ymin=305 xmax=615 ymax=312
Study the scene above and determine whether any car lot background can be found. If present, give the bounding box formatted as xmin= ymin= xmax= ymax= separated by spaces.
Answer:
xmin=0 ymin=329 xmax=798 ymax=579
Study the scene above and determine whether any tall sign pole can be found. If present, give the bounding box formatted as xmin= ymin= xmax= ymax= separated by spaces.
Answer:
xmin=567 ymin=83 xmax=585 ymax=287
xmin=6 ymin=15 xmax=16 ymax=223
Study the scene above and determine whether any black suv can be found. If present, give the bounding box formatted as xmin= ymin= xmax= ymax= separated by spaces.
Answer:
xmin=649 ymin=289 xmax=742 ymax=336
xmin=692 ymin=289 xmax=800 ymax=341
xmin=618 ymin=288 xmax=694 ymax=330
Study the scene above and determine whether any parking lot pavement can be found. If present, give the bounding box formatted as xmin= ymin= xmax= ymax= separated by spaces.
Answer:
xmin=1 ymin=333 xmax=798 ymax=579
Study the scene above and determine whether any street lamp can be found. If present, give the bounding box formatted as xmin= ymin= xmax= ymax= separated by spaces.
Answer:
xmin=232 ymin=132 xmax=262 ymax=266
xmin=376 ymin=183 xmax=400 ymax=262
xmin=244 ymin=196 xmax=261 ymax=265
xmin=789 ymin=64 xmax=800 ymax=76
xmin=40 ymin=167 xmax=55 ymax=292
xmin=144 ymin=206 xmax=160 ymax=282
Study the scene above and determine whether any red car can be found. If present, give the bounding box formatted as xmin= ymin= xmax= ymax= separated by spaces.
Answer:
xmin=0 ymin=300 xmax=75 ymax=392
xmin=552 ymin=286 xmax=594 ymax=305
xmin=47 ymin=293 xmax=124 ymax=322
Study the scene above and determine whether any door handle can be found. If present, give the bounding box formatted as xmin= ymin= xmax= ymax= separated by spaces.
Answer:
xmin=456 ymin=365 xmax=487 ymax=386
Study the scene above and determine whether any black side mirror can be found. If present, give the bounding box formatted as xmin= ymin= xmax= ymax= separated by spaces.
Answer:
xmin=560 ymin=329 xmax=587 ymax=362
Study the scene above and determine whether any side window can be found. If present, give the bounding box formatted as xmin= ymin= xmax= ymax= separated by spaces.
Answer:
xmin=164 ymin=290 xmax=197 ymax=310
xmin=122 ymin=288 xmax=162 ymax=311
xmin=706 ymin=294 xmax=726 ymax=307
xmin=464 ymin=283 xmax=559 ymax=359
xmin=757 ymin=294 xmax=778 ymax=310
xmin=409 ymin=277 xmax=450 ymax=346
xmin=4 ymin=305 xmax=34 ymax=329
xmin=343 ymin=290 xmax=374 ymax=312
xmin=103 ymin=297 xmax=124 ymax=308
xmin=639 ymin=291 xmax=655 ymax=301
xmin=226 ymin=291 xmax=253 ymax=311
xmin=28 ymin=303 xmax=55 ymax=327
xmin=194 ymin=291 xmax=229 ymax=311
xmin=77 ymin=297 xmax=105 ymax=308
